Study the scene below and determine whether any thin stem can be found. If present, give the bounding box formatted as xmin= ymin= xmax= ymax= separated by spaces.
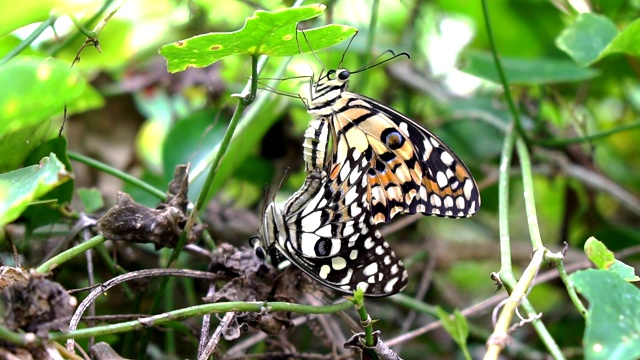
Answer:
xmin=350 ymin=290 xmax=374 ymax=347
xmin=50 ymin=0 xmax=116 ymax=56
xmin=0 ymin=15 xmax=58 ymax=66
xmin=69 ymin=151 xmax=166 ymax=200
xmin=498 ymin=123 xmax=516 ymax=273
xmin=54 ymin=300 xmax=353 ymax=342
xmin=484 ymin=249 xmax=545 ymax=360
xmin=516 ymin=138 xmax=544 ymax=250
xmin=36 ymin=235 xmax=106 ymax=273
xmin=547 ymin=251 xmax=587 ymax=316
xmin=480 ymin=0 xmax=526 ymax=140
xmin=537 ymin=121 xmax=640 ymax=147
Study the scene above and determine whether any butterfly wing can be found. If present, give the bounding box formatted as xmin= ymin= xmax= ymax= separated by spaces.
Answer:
xmin=327 ymin=92 xmax=480 ymax=224
xmin=280 ymin=147 xmax=408 ymax=297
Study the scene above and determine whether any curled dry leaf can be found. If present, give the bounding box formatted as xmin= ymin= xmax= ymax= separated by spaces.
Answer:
xmin=0 ymin=267 xmax=75 ymax=359
xmin=97 ymin=165 xmax=205 ymax=249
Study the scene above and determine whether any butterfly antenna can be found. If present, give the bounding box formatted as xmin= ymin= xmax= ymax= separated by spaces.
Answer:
xmin=337 ymin=30 xmax=359 ymax=69
xmin=352 ymin=50 xmax=410 ymax=74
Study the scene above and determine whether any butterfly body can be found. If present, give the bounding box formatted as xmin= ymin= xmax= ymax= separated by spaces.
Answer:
xmin=303 ymin=69 xmax=481 ymax=224
xmin=258 ymin=147 xmax=408 ymax=297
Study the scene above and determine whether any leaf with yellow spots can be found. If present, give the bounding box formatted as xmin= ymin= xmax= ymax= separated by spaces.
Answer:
xmin=159 ymin=4 xmax=357 ymax=73
xmin=0 ymin=56 xmax=86 ymax=135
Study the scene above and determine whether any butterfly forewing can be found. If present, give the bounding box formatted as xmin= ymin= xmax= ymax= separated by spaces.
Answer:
xmin=305 ymin=69 xmax=481 ymax=224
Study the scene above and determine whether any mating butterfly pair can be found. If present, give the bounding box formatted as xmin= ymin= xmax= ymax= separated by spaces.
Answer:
xmin=253 ymin=62 xmax=480 ymax=297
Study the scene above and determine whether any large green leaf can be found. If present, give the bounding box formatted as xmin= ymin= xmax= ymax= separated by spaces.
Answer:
xmin=159 ymin=4 xmax=357 ymax=73
xmin=557 ymin=13 xmax=640 ymax=67
xmin=0 ymin=0 xmax=51 ymax=36
xmin=0 ymin=153 xmax=72 ymax=226
xmin=555 ymin=13 xmax=618 ymax=67
xmin=572 ymin=269 xmax=640 ymax=360
xmin=0 ymin=57 xmax=87 ymax=135
xmin=462 ymin=51 xmax=599 ymax=84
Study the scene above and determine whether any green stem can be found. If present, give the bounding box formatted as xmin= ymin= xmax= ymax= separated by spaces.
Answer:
xmin=498 ymin=124 xmax=516 ymax=274
xmin=68 ymin=12 xmax=97 ymax=38
xmin=546 ymin=251 xmax=587 ymax=316
xmin=0 ymin=324 xmax=30 ymax=346
xmin=515 ymin=138 xmax=543 ymax=250
xmin=537 ymin=121 xmax=640 ymax=147
xmin=351 ymin=290 xmax=374 ymax=347
xmin=53 ymin=300 xmax=353 ymax=342
xmin=68 ymin=151 xmax=166 ymax=200
xmin=50 ymin=0 xmax=115 ymax=56
xmin=480 ymin=0 xmax=526 ymax=140
xmin=37 ymin=235 xmax=106 ymax=273
xmin=0 ymin=15 xmax=57 ymax=66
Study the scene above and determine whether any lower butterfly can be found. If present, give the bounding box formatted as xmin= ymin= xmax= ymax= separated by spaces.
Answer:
xmin=252 ymin=147 xmax=408 ymax=297
xmin=302 ymin=65 xmax=481 ymax=224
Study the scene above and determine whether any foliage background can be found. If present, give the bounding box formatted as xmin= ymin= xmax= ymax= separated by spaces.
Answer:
xmin=1 ymin=0 xmax=640 ymax=359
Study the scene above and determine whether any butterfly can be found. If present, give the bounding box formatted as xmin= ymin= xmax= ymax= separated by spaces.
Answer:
xmin=252 ymin=146 xmax=408 ymax=297
xmin=301 ymin=65 xmax=481 ymax=224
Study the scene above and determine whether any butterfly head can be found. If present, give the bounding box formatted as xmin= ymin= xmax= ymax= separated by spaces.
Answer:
xmin=308 ymin=68 xmax=351 ymax=112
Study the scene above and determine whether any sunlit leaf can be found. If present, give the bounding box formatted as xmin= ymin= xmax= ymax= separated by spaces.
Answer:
xmin=584 ymin=237 xmax=640 ymax=282
xmin=0 ymin=153 xmax=72 ymax=226
xmin=159 ymin=5 xmax=357 ymax=73
xmin=0 ymin=57 xmax=86 ymax=135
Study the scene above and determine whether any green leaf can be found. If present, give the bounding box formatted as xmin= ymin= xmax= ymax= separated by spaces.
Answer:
xmin=584 ymin=237 xmax=640 ymax=282
xmin=584 ymin=236 xmax=616 ymax=269
xmin=571 ymin=269 xmax=640 ymax=360
xmin=0 ymin=153 xmax=72 ymax=226
xmin=159 ymin=4 xmax=357 ymax=73
xmin=0 ymin=123 xmax=52 ymax=173
xmin=0 ymin=0 xmax=51 ymax=36
xmin=599 ymin=18 xmax=640 ymax=61
xmin=436 ymin=306 xmax=471 ymax=360
xmin=555 ymin=13 xmax=618 ymax=67
xmin=462 ymin=51 xmax=599 ymax=84
xmin=77 ymin=188 xmax=104 ymax=213
xmin=0 ymin=57 xmax=87 ymax=135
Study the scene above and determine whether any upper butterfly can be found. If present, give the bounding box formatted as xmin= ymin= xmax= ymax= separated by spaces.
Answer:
xmin=302 ymin=65 xmax=481 ymax=224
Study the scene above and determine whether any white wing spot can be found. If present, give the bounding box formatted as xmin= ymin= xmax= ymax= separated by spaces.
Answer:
xmin=301 ymin=233 xmax=320 ymax=256
xmin=384 ymin=277 xmax=399 ymax=293
xmin=339 ymin=162 xmax=351 ymax=182
xmin=357 ymin=282 xmax=369 ymax=293
xmin=436 ymin=171 xmax=448 ymax=188
xmin=316 ymin=225 xmax=333 ymax=238
xmin=384 ymin=255 xmax=391 ymax=265
xmin=430 ymin=137 xmax=440 ymax=147
xmin=440 ymin=151 xmax=455 ymax=166
xmin=430 ymin=194 xmax=442 ymax=207
xmin=423 ymin=139 xmax=433 ymax=161
xmin=338 ymin=268 xmax=353 ymax=285
xmin=456 ymin=196 xmax=466 ymax=210
xmin=399 ymin=122 xmax=409 ymax=134
xmin=332 ymin=256 xmax=347 ymax=270
xmin=350 ymin=203 xmax=363 ymax=217
xmin=464 ymin=179 xmax=474 ymax=199
xmin=368 ymin=276 xmax=376 ymax=283
xmin=364 ymin=237 xmax=375 ymax=249
xmin=350 ymin=249 xmax=359 ymax=260
xmin=445 ymin=210 xmax=453 ymax=216
xmin=390 ymin=264 xmax=399 ymax=275
xmin=363 ymin=262 xmax=379 ymax=276
xmin=319 ymin=265 xmax=331 ymax=279
xmin=375 ymin=246 xmax=385 ymax=255
xmin=345 ymin=185 xmax=359 ymax=205
xmin=343 ymin=220 xmax=355 ymax=237
xmin=444 ymin=196 xmax=454 ymax=208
